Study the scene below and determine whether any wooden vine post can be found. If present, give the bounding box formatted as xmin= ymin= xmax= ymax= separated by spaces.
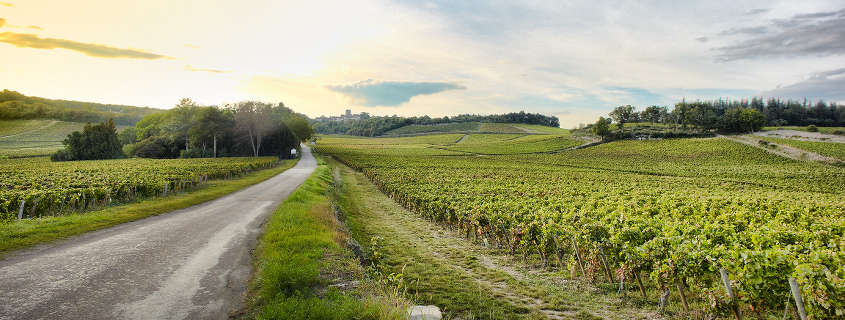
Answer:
xmin=788 ymin=278 xmax=807 ymax=320
xmin=571 ymin=237 xmax=586 ymax=278
xmin=721 ymin=268 xmax=741 ymax=320
xmin=598 ymin=244 xmax=614 ymax=285
xmin=675 ymin=280 xmax=689 ymax=313
xmin=634 ymin=271 xmax=647 ymax=299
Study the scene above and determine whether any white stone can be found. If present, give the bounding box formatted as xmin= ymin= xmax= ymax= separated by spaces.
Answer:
xmin=408 ymin=305 xmax=442 ymax=320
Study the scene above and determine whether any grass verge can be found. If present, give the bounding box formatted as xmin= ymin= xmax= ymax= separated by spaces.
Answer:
xmin=0 ymin=159 xmax=297 ymax=257
xmin=245 ymin=158 xmax=408 ymax=320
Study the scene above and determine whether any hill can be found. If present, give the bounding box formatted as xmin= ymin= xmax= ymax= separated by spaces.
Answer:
xmin=0 ymin=119 xmax=131 ymax=158
xmin=312 ymin=111 xmax=560 ymax=137
xmin=0 ymin=90 xmax=160 ymax=126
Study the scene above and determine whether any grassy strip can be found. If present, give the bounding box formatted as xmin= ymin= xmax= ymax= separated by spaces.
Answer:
xmin=246 ymin=159 xmax=406 ymax=320
xmin=0 ymin=159 xmax=297 ymax=257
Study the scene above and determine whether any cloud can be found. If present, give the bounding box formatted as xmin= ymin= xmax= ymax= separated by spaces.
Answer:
xmin=761 ymin=67 xmax=845 ymax=102
xmin=184 ymin=65 xmax=228 ymax=74
xmin=0 ymin=18 xmax=4 ymax=28
xmin=718 ymin=26 xmax=769 ymax=36
xmin=326 ymin=80 xmax=465 ymax=106
xmin=714 ymin=9 xmax=845 ymax=61
xmin=603 ymin=86 xmax=664 ymax=105
xmin=25 ymin=25 xmax=42 ymax=30
xmin=695 ymin=36 xmax=708 ymax=43
xmin=0 ymin=32 xmax=170 ymax=59
xmin=744 ymin=8 xmax=769 ymax=16
xmin=0 ymin=2 xmax=12 ymax=7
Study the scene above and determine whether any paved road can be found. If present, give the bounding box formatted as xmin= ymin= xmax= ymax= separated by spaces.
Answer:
xmin=0 ymin=146 xmax=317 ymax=320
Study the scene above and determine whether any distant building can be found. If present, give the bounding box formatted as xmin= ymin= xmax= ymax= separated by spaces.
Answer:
xmin=315 ymin=108 xmax=364 ymax=122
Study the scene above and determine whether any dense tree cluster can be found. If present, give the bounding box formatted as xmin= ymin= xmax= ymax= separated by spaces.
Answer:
xmin=123 ymin=99 xmax=312 ymax=159
xmin=0 ymin=90 xmax=158 ymax=125
xmin=600 ymin=98 xmax=843 ymax=130
xmin=312 ymin=111 xmax=560 ymax=136
xmin=591 ymin=96 xmax=845 ymax=139
xmin=51 ymin=120 xmax=123 ymax=161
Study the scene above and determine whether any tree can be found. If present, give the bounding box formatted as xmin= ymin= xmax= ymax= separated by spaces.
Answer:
xmin=166 ymin=98 xmax=200 ymax=152
xmin=593 ymin=117 xmax=611 ymax=140
xmin=234 ymin=101 xmax=275 ymax=157
xmin=117 ymin=127 xmax=136 ymax=145
xmin=643 ymin=106 xmax=664 ymax=124
xmin=720 ymin=108 xmax=765 ymax=133
xmin=609 ymin=105 xmax=634 ymax=131
xmin=283 ymin=114 xmax=314 ymax=142
xmin=188 ymin=107 xmax=233 ymax=158
xmin=52 ymin=119 xmax=123 ymax=161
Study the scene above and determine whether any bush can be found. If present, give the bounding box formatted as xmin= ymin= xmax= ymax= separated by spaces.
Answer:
xmin=807 ymin=125 xmax=818 ymax=132
xmin=132 ymin=136 xmax=180 ymax=158
xmin=52 ymin=119 xmax=123 ymax=161
xmin=833 ymin=130 xmax=844 ymax=136
xmin=180 ymin=148 xmax=208 ymax=158
xmin=50 ymin=149 xmax=72 ymax=161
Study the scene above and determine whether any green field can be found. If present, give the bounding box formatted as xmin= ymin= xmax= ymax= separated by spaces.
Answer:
xmin=757 ymin=136 xmax=845 ymax=161
xmin=315 ymin=134 xmax=845 ymax=319
xmin=0 ymin=119 xmax=130 ymax=158
xmin=383 ymin=122 xmax=481 ymax=135
xmin=0 ymin=156 xmax=279 ymax=221
xmin=762 ymin=126 xmax=845 ymax=135
xmin=382 ymin=122 xmax=566 ymax=136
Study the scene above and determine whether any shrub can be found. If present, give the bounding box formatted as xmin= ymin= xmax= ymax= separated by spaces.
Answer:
xmin=50 ymin=149 xmax=72 ymax=161
xmin=52 ymin=119 xmax=123 ymax=161
xmin=807 ymin=125 xmax=818 ymax=132
xmin=833 ymin=130 xmax=844 ymax=135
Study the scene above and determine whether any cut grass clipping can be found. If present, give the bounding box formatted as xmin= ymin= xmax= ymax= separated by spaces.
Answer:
xmin=247 ymin=162 xmax=407 ymax=320
xmin=0 ymin=159 xmax=297 ymax=256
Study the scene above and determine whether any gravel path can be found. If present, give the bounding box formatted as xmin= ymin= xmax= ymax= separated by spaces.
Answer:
xmin=0 ymin=146 xmax=317 ymax=320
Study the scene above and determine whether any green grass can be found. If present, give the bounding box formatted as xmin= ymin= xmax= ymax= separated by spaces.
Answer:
xmin=383 ymin=122 xmax=481 ymax=135
xmin=757 ymin=136 xmax=845 ymax=161
xmin=762 ymin=126 xmax=845 ymax=135
xmin=479 ymin=123 xmax=529 ymax=133
xmin=0 ymin=159 xmax=297 ymax=256
xmin=445 ymin=134 xmax=582 ymax=154
xmin=246 ymin=159 xmax=407 ymax=320
xmin=0 ymin=119 xmax=130 ymax=157
xmin=512 ymin=124 xmax=569 ymax=134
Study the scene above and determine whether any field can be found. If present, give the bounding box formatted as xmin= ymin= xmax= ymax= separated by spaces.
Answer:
xmin=762 ymin=126 xmax=845 ymax=135
xmin=757 ymin=136 xmax=845 ymax=161
xmin=383 ymin=122 xmax=481 ymax=135
xmin=0 ymin=156 xmax=279 ymax=221
xmin=315 ymin=134 xmax=845 ymax=318
xmin=0 ymin=119 xmax=130 ymax=158
xmin=382 ymin=122 xmax=568 ymax=136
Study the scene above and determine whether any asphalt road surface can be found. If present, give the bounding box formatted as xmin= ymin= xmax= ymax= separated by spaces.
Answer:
xmin=0 ymin=146 xmax=317 ymax=320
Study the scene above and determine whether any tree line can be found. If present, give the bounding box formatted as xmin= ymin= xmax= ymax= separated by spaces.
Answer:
xmin=591 ymin=97 xmax=845 ymax=139
xmin=0 ymin=90 xmax=159 ymax=126
xmin=52 ymin=99 xmax=313 ymax=161
xmin=312 ymin=111 xmax=560 ymax=136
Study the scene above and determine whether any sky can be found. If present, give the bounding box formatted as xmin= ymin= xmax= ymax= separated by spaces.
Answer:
xmin=1 ymin=1 xmax=844 ymax=127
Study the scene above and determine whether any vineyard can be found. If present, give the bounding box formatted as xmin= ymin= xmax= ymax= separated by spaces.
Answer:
xmin=315 ymin=134 xmax=845 ymax=319
xmin=0 ymin=156 xmax=280 ymax=221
